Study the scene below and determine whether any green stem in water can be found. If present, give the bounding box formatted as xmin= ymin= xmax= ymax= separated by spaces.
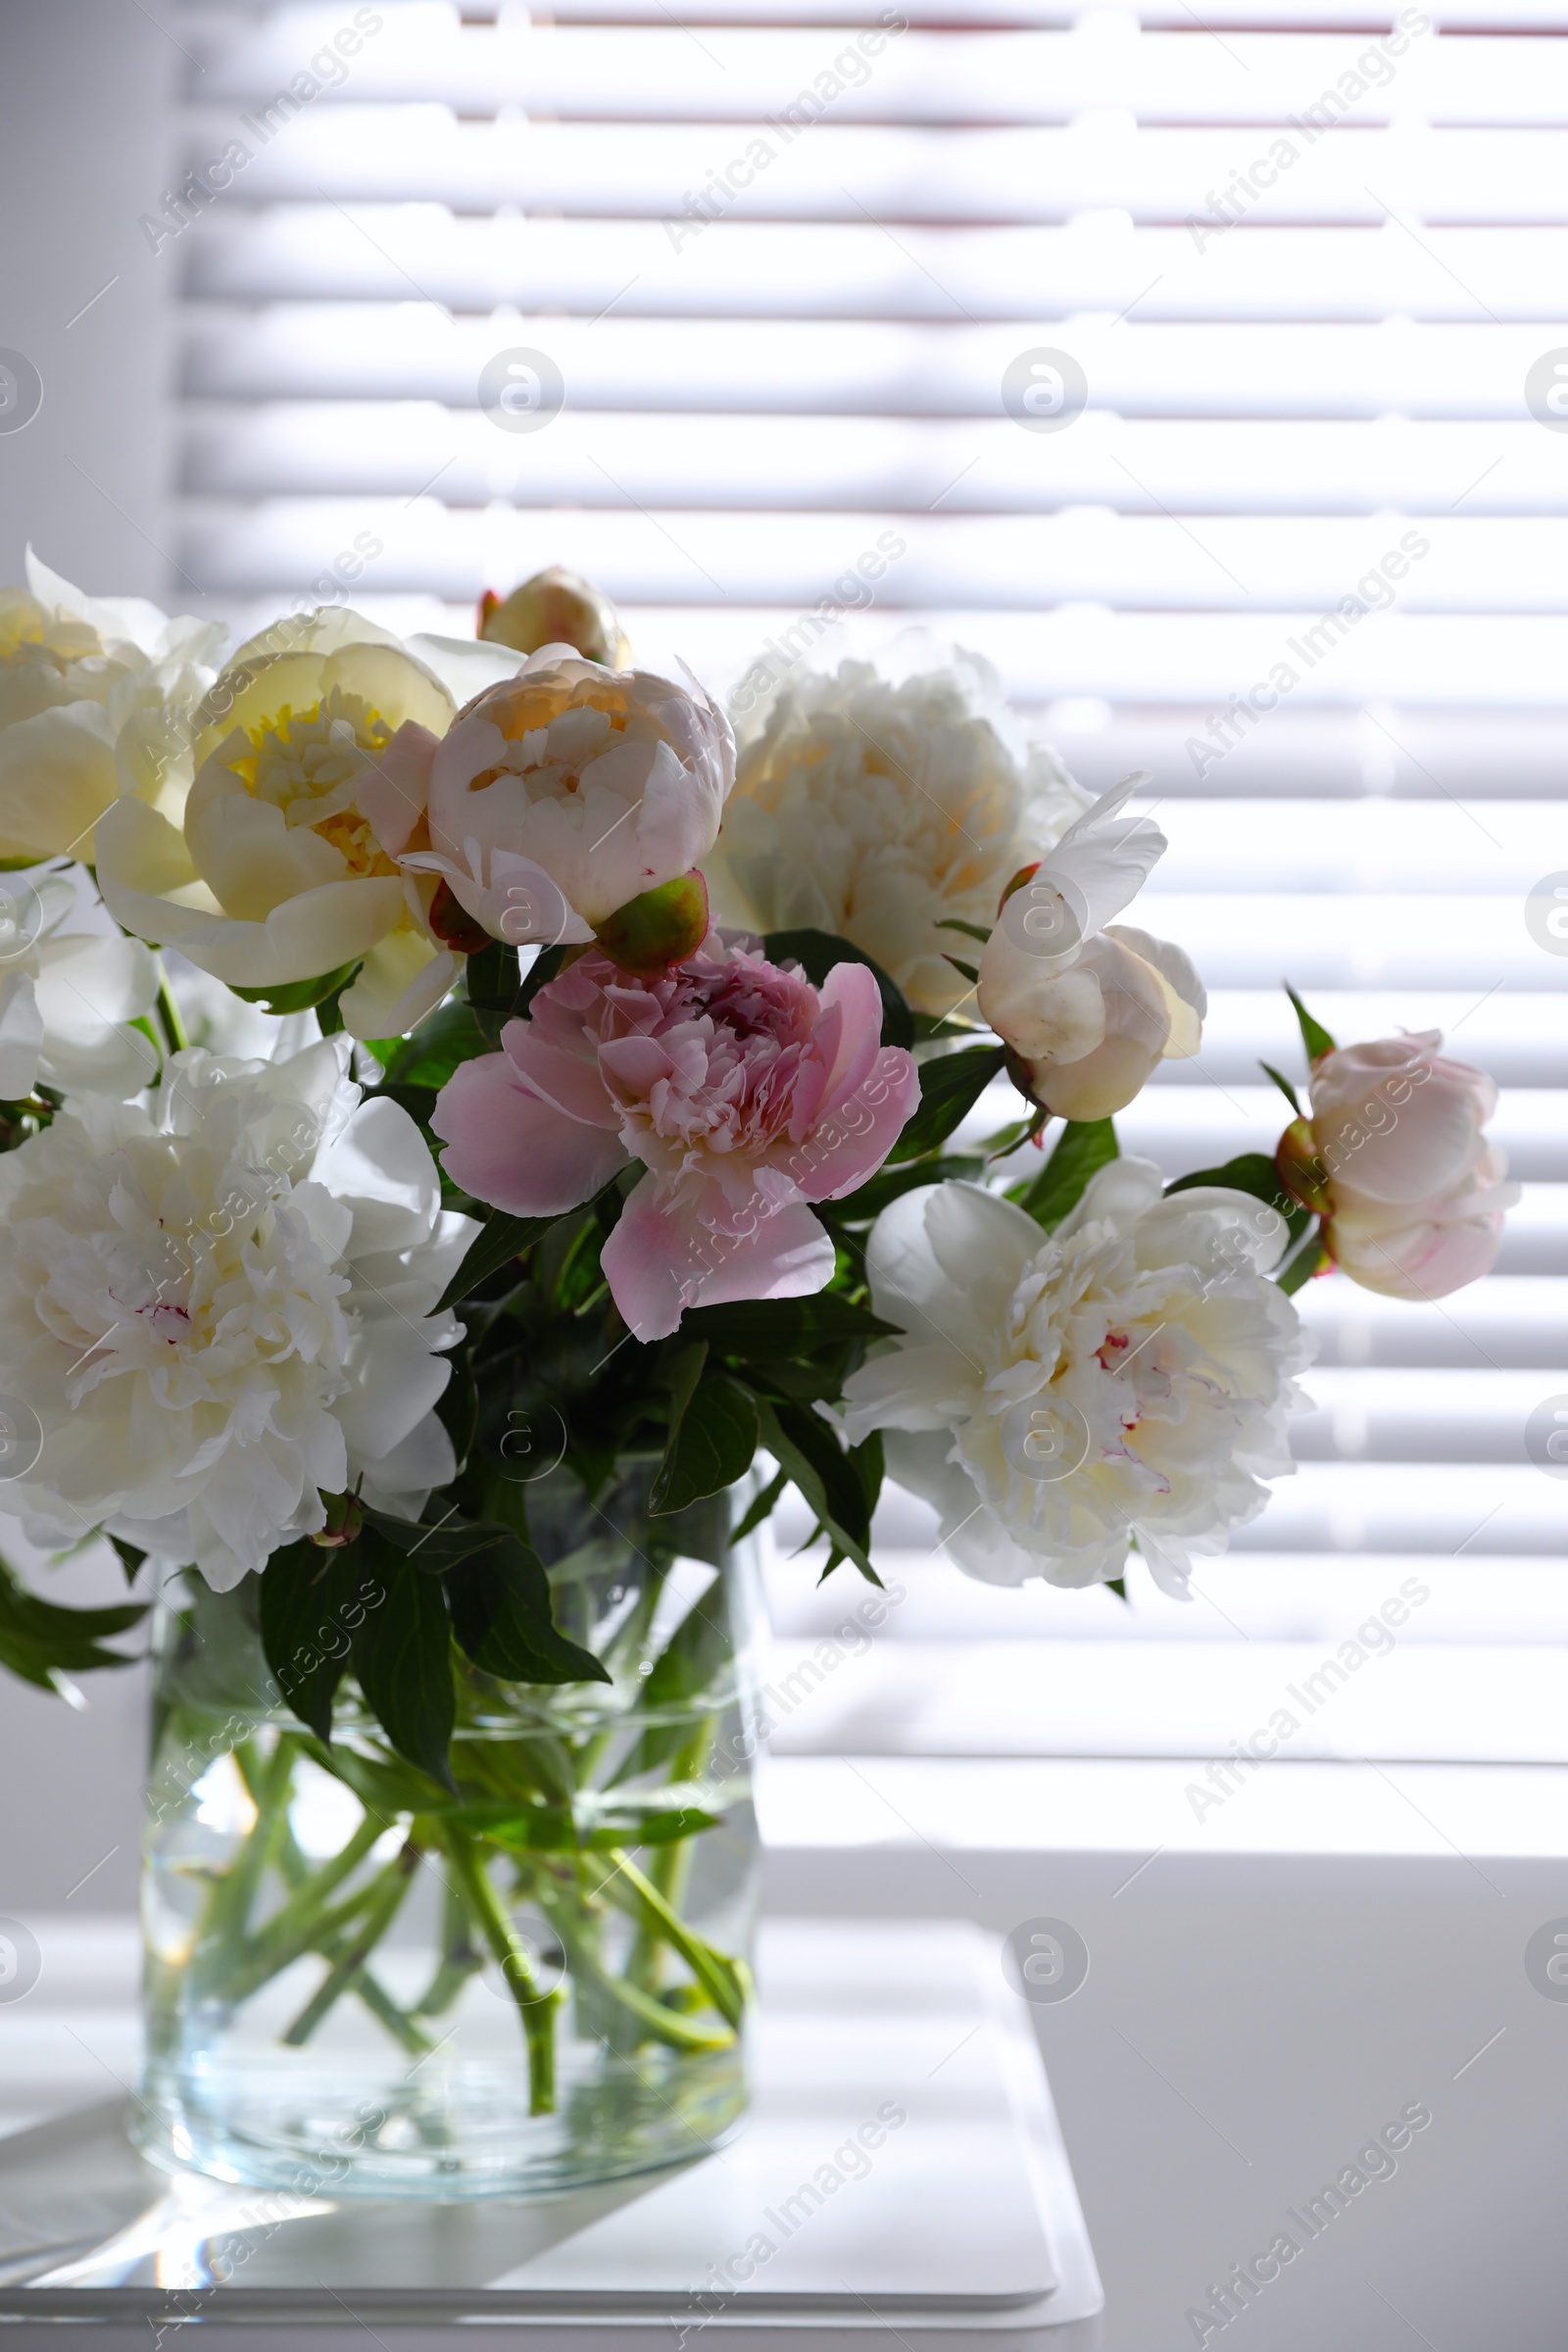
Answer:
xmin=593 ymin=1848 xmax=749 ymax=2031
xmin=442 ymin=1824 xmax=559 ymax=2115
xmin=203 ymin=1734 xmax=298 ymax=1956
xmin=534 ymin=1878 xmax=731 ymax=2055
xmin=625 ymin=1716 xmax=712 ymax=1993
xmin=154 ymin=964 xmax=188 ymax=1056
xmin=281 ymin=1838 xmax=422 ymax=2048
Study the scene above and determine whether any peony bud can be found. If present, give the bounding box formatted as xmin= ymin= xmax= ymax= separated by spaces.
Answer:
xmin=478 ymin=566 xmax=631 ymax=667
xmin=1290 ymin=1030 xmax=1516 ymax=1298
xmin=592 ymin=870 xmax=710 ymax=977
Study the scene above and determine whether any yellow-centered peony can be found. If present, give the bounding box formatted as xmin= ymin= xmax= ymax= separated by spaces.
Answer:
xmin=98 ymin=614 xmax=465 ymax=1040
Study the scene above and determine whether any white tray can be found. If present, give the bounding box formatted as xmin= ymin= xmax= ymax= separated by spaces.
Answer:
xmin=0 ymin=1920 xmax=1102 ymax=2348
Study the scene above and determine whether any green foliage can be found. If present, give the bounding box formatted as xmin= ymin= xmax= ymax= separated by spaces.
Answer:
xmin=229 ymin=960 xmax=362 ymax=1016
xmin=382 ymin=1002 xmax=490 ymax=1091
xmin=349 ymin=1532 xmax=459 ymax=1789
xmin=446 ymin=1537 xmax=609 ymax=1686
xmin=651 ymin=1367 xmax=760 ymax=1515
xmin=887 ymin=1044 xmax=1005 ymax=1161
xmin=1285 ymin=983 xmax=1337 ymax=1066
xmin=751 ymin=1396 xmax=877 ymax=1584
xmin=0 ymin=1552 xmax=146 ymax=1692
xmin=438 ymin=1208 xmax=571 ymax=1313
xmin=257 ymin=1541 xmax=366 ymax=1742
xmin=1010 ymin=1118 xmax=1118 ymax=1230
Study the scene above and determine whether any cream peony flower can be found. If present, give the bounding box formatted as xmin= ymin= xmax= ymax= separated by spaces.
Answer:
xmin=0 ymin=552 xmax=224 ymax=865
xmin=0 ymin=872 xmax=161 ymax=1102
xmin=96 ymin=610 xmax=465 ymax=1041
xmin=394 ymin=646 xmax=736 ymax=951
xmin=842 ymin=1162 xmax=1311 ymax=1593
xmin=707 ymin=649 xmax=1091 ymax=1016
xmin=0 ymin=1039 xmax=477 ymax=1591
xmin=976 ymin=776 xmax=1204 ymax=1120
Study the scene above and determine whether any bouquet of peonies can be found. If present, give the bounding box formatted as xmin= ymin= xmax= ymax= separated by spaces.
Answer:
xmin=0 ymin=553 xmax=1518 ymax=2180
xmin=0 ymin=551 xmax=1516 ymax=1704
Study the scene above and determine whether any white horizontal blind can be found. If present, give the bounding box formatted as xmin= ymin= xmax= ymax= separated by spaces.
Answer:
xmin=171 ymin=0 xmax=1568 ymax=1766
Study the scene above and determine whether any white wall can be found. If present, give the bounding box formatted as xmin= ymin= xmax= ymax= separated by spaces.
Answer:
xmin=0 ymin=0 xmax=178 ymax=1915
xmin=0 ymin=0 xmax=177 ymax=592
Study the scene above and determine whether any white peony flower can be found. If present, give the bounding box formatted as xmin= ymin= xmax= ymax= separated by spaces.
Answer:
xmin=0 ymin=1039 xmax=477 ymax=1591
xmin=707 ymin=647 xmax=1091 ymax=1017
xmin=394 ymin=645 xmax=737 ymax=950
xmin=976 ymin=775 xmax=1204 ymax=1121
xmin=0 ymin=552 xmax=225 ymax=865
xmin=841 ymin=1161 xmax=1312 ymax=1594
xmin=0 ymin=872 xmax=161 ymax=1102
xmin=96 ymin=609 xmax=466 ymax=1042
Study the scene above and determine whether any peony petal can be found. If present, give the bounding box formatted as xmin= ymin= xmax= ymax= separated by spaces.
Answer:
xmin=318 ymin=1095 xmax=442 ymax=1250
xmin=358 ymin=721 xmax=438 ymax=858
xmin=601 ymin=1176 xmax=834 ymax=1342
xmin=0 ymin=971 xmax=43 ymax=1099
xmin=433 ymin=1052 xmax=630 ymax=1214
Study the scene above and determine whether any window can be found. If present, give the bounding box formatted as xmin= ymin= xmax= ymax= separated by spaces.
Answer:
xmin=173 ymin=0 xmax=1568 ymax=1771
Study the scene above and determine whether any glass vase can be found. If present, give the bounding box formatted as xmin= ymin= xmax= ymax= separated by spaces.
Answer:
xmin=135 ymin=1468 xmax=762 ymax=2200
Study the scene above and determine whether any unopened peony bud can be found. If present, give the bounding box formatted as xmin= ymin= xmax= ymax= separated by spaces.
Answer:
xmin=311 ymin=1491 xmax=365 ymax=1549
xmin=1288 ymin=1030 xmax=1516 ymax=1298
xmin=477 ymin=567 xmax=631 ymax=667
xmin=592 ymin=871 xmax=710 ymax=977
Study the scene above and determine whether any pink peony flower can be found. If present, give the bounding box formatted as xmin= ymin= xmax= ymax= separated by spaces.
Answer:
xmin=1278 ymin=1029 xmax=1517 ymax=1299
xmin=431 ymin=938 xmax=919 ymax=1341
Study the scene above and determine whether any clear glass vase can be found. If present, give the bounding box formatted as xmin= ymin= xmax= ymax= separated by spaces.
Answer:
xmin=135 ymin=1469 xmax=762 ymax=2201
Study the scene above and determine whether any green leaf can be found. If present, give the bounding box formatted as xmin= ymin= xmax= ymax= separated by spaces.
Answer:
xmin=658 ymin=1489 xmax=734 ymax=1570
xmin=229 ymin=959 xmax=362 ymax=1016
xmin=109 ymin=1535 xmax=147 ymax=1589
xmin=360 ymin=1507 xmax=509 ymax=1573
xmin=1105 ymin=1576 xmax=1128 ymax=1602
xmin=447 ymin=1535 xmax=611 ymax=1686
xmin=684 ymin=1294 xmax=901 ymax=1354
xmin=661 ymin=1338 xmax=708 ymax=1435
xmin=827 ymin=1152 xmax=983 ymax=1225
xmin=1277 ymin=1226 xmax=1327 ymax=1295
xmin=1259 ymin=1061 xmax=1302 ymax=1117
xmin=887 ymin=1044 xmax=1005 ymax=1162
xmin=1011 ymin=1118 xmax=1118 ymax=1230
xmin=437 ymin=1209 xmax=560 ymax=1313
xmin=258 ymin=1540 xmax=369 ymax=1742
xmin=942 ymin=954 xmax=980 ymax=984
xmin=651 ymin=1372 xmax=760 ymax=1515
xmin=434 ymin=1346 xmax=477 ymax=1478
xmin=384 ymin=1002 xmax=490 ymax=1091
xmin=752 ymin=1396 xmax=878 ymax=1583
xmin=934 ymin=917 xmax=993 ymax=946
xmin=466 ymin=939 xmax=523 ymax=1049
xmin=1164 ymin=1152 xmax=1292 ymax=1211
xmin=0 ymin=1551 xmax=146 ymax=1692
xmin=731 ymin=1465 xmax=787 ymax=1544
xmin=762 ymin=928 xmax=915 ymax=1052
xmin=350 ymin=1533 xmax=458 ymax=1788
xmin=1285 ymin=983 xmax=1336 ymax=1066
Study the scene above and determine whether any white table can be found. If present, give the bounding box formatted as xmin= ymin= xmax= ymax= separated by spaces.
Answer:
xmin=0 ymin=1919 xmax=1102 ymax=2348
